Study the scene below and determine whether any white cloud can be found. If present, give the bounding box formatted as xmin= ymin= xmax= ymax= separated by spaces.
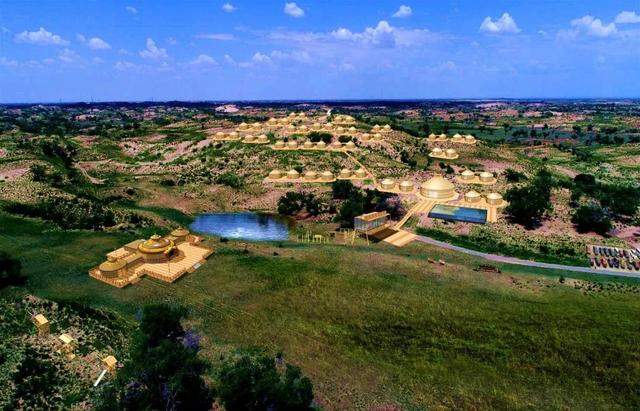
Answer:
xmin=270 ymin=49 xmax=311 ymax=64
xmin=42 ymin=58 xmax=55 ymax=65
xmin=196 ymin=33 xmax=235 ymax=41
xmin=330 ymin=20 xmax=431 ymax=48
xmin=392 ymin=5 xmax=412 ymax=18
xmin=252 ymin=52 xmax=272 ymax=63
xmin=0 ymin=57 xmax=19 ymax=67
xmin=115 ymin=61 xmax=137 ymax=71
xmin=88 ymin=37 xmax=111 ymax=50
xmin=139 ymin=38 xmax=168 ymax=59
xmin=58 ymin=48 xmax=80 ymax=63
xmin=167 ymin=37 xmax=178 ymax=45
xmin=615 ymin=11 xmax=640 ymax=24
xmin=222 ymin=3 xmax=236 ymax=13
xmin=92 ymin=57 xmax=104 ymax=64
xmin=126 ymin=6 xmax=137 ymax=15
xmin=284 ymin=2 xmax=305 ymax=18
xmin=15 ymin=27 xmax=69 ymax=46
xmin=224 ymin=54 xmax=236 ymax=65
xmin=189 ymin=54 xmax=218 ymax=66
xmin=570 ymin=15 xmax=617 ymax=37
xmin=479 ymin=13 xmax=521 ymax=34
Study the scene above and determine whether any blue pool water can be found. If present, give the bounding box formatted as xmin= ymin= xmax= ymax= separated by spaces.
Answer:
xmin=190 ymin=212 xmax=292 ymax=241
xmin=428 ymin=204 xmax=487 ymax=224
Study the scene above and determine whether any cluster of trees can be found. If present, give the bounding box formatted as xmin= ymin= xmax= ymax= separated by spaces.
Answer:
xmin=331 ymin=180 xmax=402 ymax=228
xmin=215 ymin=172 xmax=244 ymax=189
xmin=99 ymin=304 xmax=315 ymax=410
xmin=277 ymin=192 xmax=324 ymax=217
xmin=307 ymin=132 xmax=333 ymax=144
xmin=504 ymin=169 xmax=555 ymax=228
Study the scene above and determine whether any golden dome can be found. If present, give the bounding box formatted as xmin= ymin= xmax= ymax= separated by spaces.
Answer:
xmin=372 ymin=124 xmax=381 ymax=130
xmin=287 ymin=140 xmax=298 ymax=148
xmin=349 ymin=126 xmax=356 ymax=132
xmin=215 ymin=131 xmax=224 ymax=137
xmin=320 ymin=171 xmax=334 ymax=180
xmin=428 ymin=133 xmax=437 ymax=139
xmin=453 ymin=133 xmax=462 ymax=139
xmin=304 ymin=171 xmax=318 ymax=180
xmin=445 ymin=149 xmax=457 ymax=158
xmin=465 ymin=190 xmax=481 ymax=202
xmin=244 ymin=134 xmax=255 ymax=141
xmin=373 ymin=133 xmax=382 ymax=140
xmin=487 ymin=192 xmax=502 ymax=200
xmin=268 ymin=118 xmax=277 ymax=123
xmin=339 ymin=169 xmax=352 ymax=178
xmin=383 ymin=124 xmax=391 ymax=130
xmin=465 ymin=134 xmax=475 ymax=140
xmin=355 ymin=168 xmax=367 ymax=178
xmin=238 ymin=122 xmax=248 ymax=129
xmin=171 ymin=227 xmax=189 ymax=237
xmin=274 ymin=140 xmax=285 ymax=148
xmin=479 ymin=171 xmax=494 ymax=180
xmin=316 ymin=141 xmax=327 ymax=148
xmin=258 ymin=134 xmax=269 ymax=142
xmin=431 ymin=147 xmax=443 ymax=154
xmin=138 ymin=235 xmax=174 ymax=254
xmin=303 ymin=140 xmax=314 ymax=148
xmin=461 ymin=170 xmax=475 ymax=178
xmin=286 ymin=169 xmax=300 ymax=179
xmin=288 ymin=112 xmax=296 ymax=117
xmin=381 ymin=178 xmax=396 ymax=189
xmin=439 ymin=133 xmax=447 ymax=139
xmin=399 ymin=180 xmax=414 ymax=192
xmin=345 ymin=141 xmax=356 ymax=149
xmin=99 ymin=256 xmax=126 ymax=273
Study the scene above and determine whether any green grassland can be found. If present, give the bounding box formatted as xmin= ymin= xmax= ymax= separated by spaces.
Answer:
xmin=2 ymin=211 xmax=639 ymax=409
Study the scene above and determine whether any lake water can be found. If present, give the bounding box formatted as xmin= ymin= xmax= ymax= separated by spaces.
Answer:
xmin=428 ymin=204 xmax=488 ymax=224
xmin=190 ymin=212 xmax=292 ymax=241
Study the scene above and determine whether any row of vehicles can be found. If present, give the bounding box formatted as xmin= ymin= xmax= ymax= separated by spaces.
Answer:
xmin=588 ymin=245 xmax=640 ymax=271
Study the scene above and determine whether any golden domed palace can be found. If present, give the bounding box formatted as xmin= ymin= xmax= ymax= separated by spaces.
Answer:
xmin=89 ymin=228 xmax=213 ymax=288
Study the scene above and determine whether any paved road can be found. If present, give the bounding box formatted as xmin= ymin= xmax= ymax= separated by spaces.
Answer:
xmin=414 ymin=235 xmax=640 ymax=279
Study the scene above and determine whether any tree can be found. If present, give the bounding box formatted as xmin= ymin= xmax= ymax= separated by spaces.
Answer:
xmin=331 ymin=180 xmax=357 ymax=200
xmin=99 ymin=304 xmax=212 ymax=411
xmin=572 ymin=204 xmax=612 ymax=235
xmin=0 ymin=251 xmax=24 ymax=288
xmin=217 ymin=352 xmax=314 ymax=411
xmin=504 ymin=168 xmax=526 ymax=183
xmin=504 ymin=169 xmax=554 ymax=228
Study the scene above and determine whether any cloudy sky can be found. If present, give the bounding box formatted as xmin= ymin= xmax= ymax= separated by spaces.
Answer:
xmin=1 ymin=0 xmax=639 ymax=102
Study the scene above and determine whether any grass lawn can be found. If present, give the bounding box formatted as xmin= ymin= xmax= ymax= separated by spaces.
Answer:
xmin=2 ymin=212 xmax=639 ymax=409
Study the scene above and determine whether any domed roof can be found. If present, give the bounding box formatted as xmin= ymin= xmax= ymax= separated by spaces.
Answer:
xmin=431 ymin=147 xmax=443 ymax=153
xmin=298 ymin=112 xmax=305 ymax=117
xmin=421 ymin=176 xmax=454 ymax=191
xmin=171 ymin=227 xmax=189 ymax=237
xmin=381 ymin=178 xmax=395 ymax=185
xmin=287 ymin=169 xmax=300 ymax=178
xmin=349 ymin=126 xmax=356 ymax=131
xmin=258 ymin=134 xmax=268 ymax=140
xmin=487 ymin=192 xmax=502 ymax=200
xmin=465 ymin=134 xmax=475 ymax=140
xmin=445 ymin=148 xmax=457 ymax=155
xmin=303 ymin=140 xmax=314 ymax=147
xmin=345 ymin=141 xmax=356 ymax=148
xmin=304 ymin=171 xmax=317 ymax=179
xmin=288 ymin=112 xmax=296 ymax=117
xmin=340 ymin=168 xmax=352 ymax=174
xmin=239 ymin=122 xmax=248 ymax=128
xmin=462 ymin=170 xmax=475 ymax=177
xmin=316 ymin=141 xmax=326 ymax=147
xmin=269 ymin=169 xmax=282 ymax=178
xmin=138 ymin=235 xmax=174 ymax=254
xmin=274 ymin=140 xmax=285 ymax=147
xmin=383 ymin=124 xmax=391 ymax=130
xmin=465 ymin=190 xmax=481 ymax=198
xmin=439 ymin=133 xmax=447 ymax=139
xmin=479 ymin=171 xmax=493 ymax=178
xmin=268 ymin=118 xmax=277 ymax=123
xmin=287 ymin=140 xmax=298 ymax=147
xmin=245 ymin=134 xmax=255 ymax=141
xmin=99 ymin=256 xmax=126 ymax=272
xmin=428 ymin=133 xmax=436 ymax=139
xmin=453 ymin=133 xmax=462 ymax=139
xmin=215 ymin=131 xmax=224 ymax=137
xmin=321 ymin=171 xmax=334 ymax=178
xmin=373 ymin=124 xmax=381 ymax=129
xmin=399 ymin=180 xmax=414 ymax=188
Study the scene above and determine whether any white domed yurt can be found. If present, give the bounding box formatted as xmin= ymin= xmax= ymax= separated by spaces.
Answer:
xmin=320 ymin=171 xmax=334 ymax=181
xmin=464 ymin=190 xmax=481 ymax=203
xmin=345 ymin=141 xmax=356 ymax=150
xmin=452 ymin=133 xmax=464 ymax=143
xmin=286 ymin=169 xmax=300 ymax=179
xmin=274 ymin=140 xmax=285 ymax=149
xmin=215 ymin=131 xmax=225 ymax=139
xmin=420 ymin=176 xmax=456 ymax=200
xmin=316 ymin=141 xmax=327 ymax=149
xmin=339 ymin=169 xmax=352 ymax=179
xmin=399 ymin=180 xmax=414 ymax=192
xmin=479 ymin=171 xmax=494 ymax=183
xmin=360 ymin=133 xmax=371 ymax=141
xmin=257 ymin=134 xmax=269 ymax=143
xmin=381 ymin=178 xmax=396 ymax=190
xmin=304 ymin=170 xmax=318 ymax=180
xmin=428 ymin=133 xmax=437 ymax=141
xmin=373 ymin=133 xmax=382 ymax=140
xmin=355 ymin=168 xmax=367 ymax=179
xmin=439 ymin=133 xmax=447 ymax=140
xmin=445 ymin=148 xmax=458 ymax=159
xmin=486 ymin=192 xmax=504 ymax=206
xmin=382 ymin=124 xmax=391 ymax=132
xmin=331 ymin=141 xmax=343 ymax=149
xmin=465 ymin=135 xmax=476 ymax=144
xmin=244 ymin=134 xmax=255 ymax=142
xmin=269 ymin=169 xmax=283 ymax=179
xmin=303 ymin=140 xmax=314 ymax=149
xmin=287 ymin=140 xmax=298 ymax=149
xmin=430 ymin=147 xmax=444 ymax=157
xmin=461 ymin=170 xmax=475 ymax=181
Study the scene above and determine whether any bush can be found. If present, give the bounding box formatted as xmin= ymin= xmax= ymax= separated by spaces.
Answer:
xmin=277 ymin=192 xmax=323 ymax=217
xmin=307 ymin=132 xmax=332 ymax=144
xmin=504 ymin=168 xmax=554 ymax=228
xmin=504 ymin=168 xmax=526 ymax=183
xmin=331 ymin=180 xmax=358 ymax=200
xmin=217 ymin=352 xmax=314 ymax=411
xmin=216 ymin=172 xmax=243 ymax=189
xmin=572 ymin=204 xmax=612 ymax=235
xmin=0 ymin=251 xmax=24 ymax=288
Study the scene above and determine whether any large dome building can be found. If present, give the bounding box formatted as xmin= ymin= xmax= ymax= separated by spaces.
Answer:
xmin=138 ymin=235 xmax=175 ymax=262
xmin=419 ymin=176 xmax=457 ymax=200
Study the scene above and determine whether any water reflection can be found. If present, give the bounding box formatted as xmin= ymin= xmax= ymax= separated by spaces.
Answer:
xmin=190 ymin=212 xmax=292 ymax=241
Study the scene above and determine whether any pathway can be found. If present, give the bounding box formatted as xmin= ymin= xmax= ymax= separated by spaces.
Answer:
xmin=414 ymin=235 xmax=640 ymax=279
xmin=343 ymin=152 xmax=377 ymax=185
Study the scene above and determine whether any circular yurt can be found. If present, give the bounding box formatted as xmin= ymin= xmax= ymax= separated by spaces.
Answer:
xmin=274 ymin=140 xmax=285 ymax=149
xmin=251 ymin=122 xmax=261 ymax=129
xmin=286 ymin=169 xmax=300 ymax=179
xmin=339 ymin=169 xmax=352 ymax=179
xmin=373 ymin=133 xmax=382 ymax=140
xmin=228 ymin=131 xmax=239 ymax=139
xmin=372 ymin=124 xmax=381 ymax=131
xmin=238 ymin=122 xmax=248 ymax=130
xmin=320 ymin=171 xmax=334 ymax=181
xmin=464 ymin=190 xmax=481 ymax=203
xmin=215 ymin=131 xmax=225 ymax=139
xmin=430 ymin=147 xmax=444 ymax=156
xmin=461 ymin=170 xmax=475 ymax=181
xmin=428 ymin=133 xmax=437 ymax=141
xmin=331 ymin=141 xmax=343 ymax=149
xmin=465 ymin=135 xmax=476 ymax=144
xmin=171 ymin=227 xmax=190 ymax=243
xmin=345 ymin=141 xmax=356 ymax=150
xmin=452 ymin=133 xmax=463 ymax=142
xmin=439 ymin=133 xmax=447 ymax=139
xmin=336 ymin=126 xmax=344 ymax=133
xmin=99 ymin=256 xmax=126 ymax=278
xmin=257 ymin=134 xmax=269 ymax=143
xmin=268 ymin=169 xmax=283 ymax=179
xmin=486 ymin=192 xmax=503 ymax=206
xmin=381 ymin=178 xmax=396 ymax=190
xmin=445 ymin=148 xmax=458 ymax=159
xmin=244 ymin=134 xmax=256 ymax=142
xmin=355 ymin=168 xmax=367 ymax=178
xmin=304 ymin=171 xmax=318 ymax=180
xmin=303 ymin=140 xmax=314 ymax=149
xmin=287 ymin=140 xmax=298 ymax=149
xmin=479 ymin=171 xmax=494 ymax=182
xmin=399 ymin=180 xmax=414 ymax=192
xmin=316 ymin=141 xmax=327 ymax=149
xmin=383 ymin=124 xmax=391 ymax=132
xmin=360 ymin=133 xmax=371 ymax=141
xmin=312 ymin=123 xmax=321 ymax=130
xmin=288 ymin=112 xmax=296 ymax=118
xmin=299 ymin=125 xmax=308 ymax=132
xmin=138 ymin=235 xmax=175 ymax=262
xmin=420 ymin=176 xmax=456 ymax=199
xmin=348 ymin=126 xmax=356 ymax=133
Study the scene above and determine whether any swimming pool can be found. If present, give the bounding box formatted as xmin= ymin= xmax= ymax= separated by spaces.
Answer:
xmin=428 ymin=204 xmax=487 ymax=224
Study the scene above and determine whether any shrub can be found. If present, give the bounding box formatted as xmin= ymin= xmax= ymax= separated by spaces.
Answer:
xmin=216 ymin=172 xmax=243 ymax=189
xmin=504 ymin=168 xmax=526 ymax=183
xmin=0 ymin=251 xmax=24 ymax=288
xmin=572 ymin=204 xmax=612 ymax=235
xmin=277 ymin=192 xmax=323 ymax=217
xmin=307 ymin=132 xmax=332 ymax=144
xmin=331 ymin=180 xmax=358 ymax=200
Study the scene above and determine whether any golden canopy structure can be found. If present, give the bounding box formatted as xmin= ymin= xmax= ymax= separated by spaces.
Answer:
xmin=464 ymin=190 xmax=482 ymax=203
xmin=419 ymin=176 xmax=457 ymax=200
xmin=90 ymin=228 xmax=213 ymax=288
xmin=399 ymin=180 xmax=414 ymax=192
xmin=381 ymin=178 xmax=396 ymax=190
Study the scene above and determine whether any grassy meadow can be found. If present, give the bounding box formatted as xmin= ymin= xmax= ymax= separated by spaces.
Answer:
xmin=2 ymin=211 xmax=640 ymax=409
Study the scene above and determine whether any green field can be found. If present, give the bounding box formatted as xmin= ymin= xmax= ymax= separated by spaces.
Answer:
xmin=2 ymin=211 xmax=639 ymax=409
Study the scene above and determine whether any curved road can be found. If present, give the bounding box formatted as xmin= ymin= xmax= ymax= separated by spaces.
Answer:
xmin=415 ymin=235 xmax=640 ymax=279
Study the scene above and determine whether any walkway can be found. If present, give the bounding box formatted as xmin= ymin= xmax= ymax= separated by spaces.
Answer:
xmin=414 ymin=235 xmax=640 ymax=279
xmin=343 ymin=152 xmax=377 ymax=185
xmin=394 ymin=200 xmax=436 ymax=230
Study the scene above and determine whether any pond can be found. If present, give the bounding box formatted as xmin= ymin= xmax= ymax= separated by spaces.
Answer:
xmin=189 ymin=212 xmax=292 ymax=241
xmin=428 ymin=204 xmax=487 ymax=224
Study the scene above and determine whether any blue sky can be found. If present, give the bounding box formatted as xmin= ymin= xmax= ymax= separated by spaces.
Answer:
xmin=1 ymin=1 xmax=639 ymax=102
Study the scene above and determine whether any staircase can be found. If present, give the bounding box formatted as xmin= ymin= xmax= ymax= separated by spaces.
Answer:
xmin=394 ymin=200 xmax=436 ymax=230
xmin=383 ymin=230 xmax=417 ymax=247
